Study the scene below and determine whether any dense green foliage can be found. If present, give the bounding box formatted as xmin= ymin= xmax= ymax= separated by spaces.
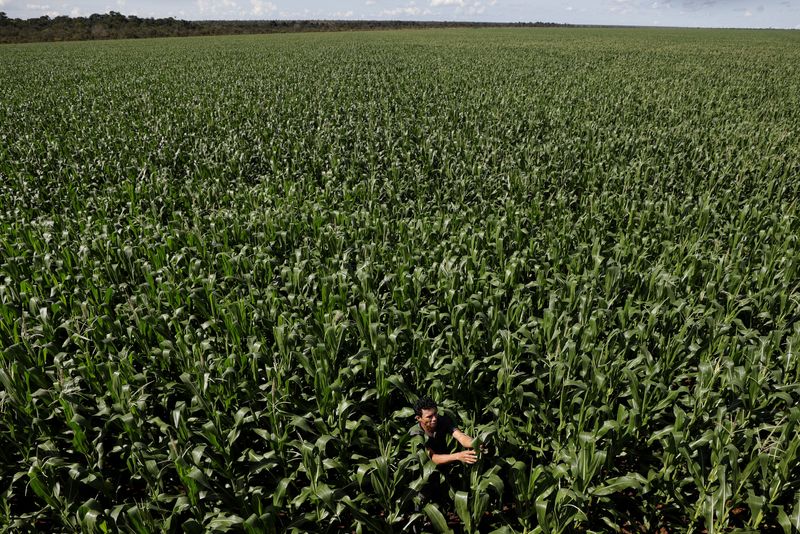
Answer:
xmin=1 ymin=28 xmax=799 ymax=532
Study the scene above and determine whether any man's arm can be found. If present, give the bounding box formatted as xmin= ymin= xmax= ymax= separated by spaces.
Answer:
xmin=429 ymin=448 xmax=478 ymax=465
xmin=426 ymin=428 xmax=479 ymax=465
xmin=452 ymin=429 xmax=474 ymax=449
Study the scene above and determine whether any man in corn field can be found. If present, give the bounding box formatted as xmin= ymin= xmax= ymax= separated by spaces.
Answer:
xmin=410 ymin=396 xmax=479 ymax=507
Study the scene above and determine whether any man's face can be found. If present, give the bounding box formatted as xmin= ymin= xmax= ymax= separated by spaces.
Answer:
xmin=416 ymin=407 xmax=438 ymax=434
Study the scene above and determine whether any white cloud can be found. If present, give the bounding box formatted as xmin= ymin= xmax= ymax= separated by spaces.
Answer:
xmin=431 ymin=0 xmax=491 ymax=14
xmin=464 ymin=1 xmax=485 ymax=15
xmin=196 ymin=0 xmax=239 ymax=15
xmin=380 ymin=5 xmax=432 ymax=16
xmin=24 ymin=2 xmax=60 ymax=15
xmin=365 ymin=0 xmax=376 ymax=4
xmin=70 ymin=6 xmax=81 ymax=16
xmin=608 ymin=0 xmax=636 ymax=14
xmin=278 ymin=8 xmax=317 ymax=17
xmin=250 ymin=0 xmax=276 ymax=16
xmin=743 ymin=9 xmax=752 ymax=16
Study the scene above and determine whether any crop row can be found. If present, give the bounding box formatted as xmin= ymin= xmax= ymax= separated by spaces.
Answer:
xmin=1 ymin=28 xmax=800 ymax=532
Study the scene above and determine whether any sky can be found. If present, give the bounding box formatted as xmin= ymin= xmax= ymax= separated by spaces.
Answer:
xmin=1 ymin=0 xmax=798 ymax=29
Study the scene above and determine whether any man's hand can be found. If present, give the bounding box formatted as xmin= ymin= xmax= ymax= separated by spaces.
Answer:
xmin=457 ymin=450 xmax=479 ymax=464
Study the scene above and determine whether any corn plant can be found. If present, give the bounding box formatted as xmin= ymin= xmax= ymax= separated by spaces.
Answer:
xmin=1 ymin=26 xmax=799 ymax=533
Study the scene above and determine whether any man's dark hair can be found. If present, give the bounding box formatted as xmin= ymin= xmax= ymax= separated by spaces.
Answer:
xmin=413 ymin=396 xmax=438 ymax=417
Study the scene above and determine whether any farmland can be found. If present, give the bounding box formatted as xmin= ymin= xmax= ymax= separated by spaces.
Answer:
xmin=1 ymin=27 xmax=800 ymax=532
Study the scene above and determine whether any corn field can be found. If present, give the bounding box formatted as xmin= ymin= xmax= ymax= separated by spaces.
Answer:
xmin=1 ymin=28 xmax=800 ymax=532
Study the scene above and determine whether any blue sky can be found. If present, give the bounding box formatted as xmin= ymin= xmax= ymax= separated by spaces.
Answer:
xmin=1 ymin=0 xmax=798 ymax=29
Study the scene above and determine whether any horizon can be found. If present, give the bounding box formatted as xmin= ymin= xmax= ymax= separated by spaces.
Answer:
xmin=0 ymin=1 xmax=798 ymax=30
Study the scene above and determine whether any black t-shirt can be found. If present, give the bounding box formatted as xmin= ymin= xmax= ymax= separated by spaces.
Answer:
xmin=409 ymin=415 xmax=456 ymax=455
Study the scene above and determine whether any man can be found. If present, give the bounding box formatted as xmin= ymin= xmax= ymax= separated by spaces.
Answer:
xmin=409 ymin=396 xmax=478 ymax=507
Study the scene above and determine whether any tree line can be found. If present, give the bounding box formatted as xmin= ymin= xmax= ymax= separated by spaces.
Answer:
xmin=0 ymin=12 xmax=571 ymax=44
